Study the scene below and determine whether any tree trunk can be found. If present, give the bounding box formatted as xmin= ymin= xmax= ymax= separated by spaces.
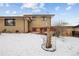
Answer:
xmin=46 ymin=27 xmax=52 ymax=48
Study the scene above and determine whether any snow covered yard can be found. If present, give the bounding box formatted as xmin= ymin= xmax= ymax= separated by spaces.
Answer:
xmin=0 ymin=33 xmax=79 ymax=56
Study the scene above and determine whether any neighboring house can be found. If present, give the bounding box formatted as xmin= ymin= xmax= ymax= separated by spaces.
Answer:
xmin=51 ymin=25 xmax=79 ymax=36
xmin=72 ymin=25 xmax=79 ymax=36
xmin=73 ymin=25 xmax=79 ymax=31
xmin=51 ymin=26 xmax=73 ymax=36
xmin=59 ymin=26 xmax=73 ymax=36
xmin=0 ymin=14 xmax=54 ymax=33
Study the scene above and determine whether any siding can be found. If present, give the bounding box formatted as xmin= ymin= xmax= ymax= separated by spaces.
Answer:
xmin=0 ymin=17 xmax=28 ymax=33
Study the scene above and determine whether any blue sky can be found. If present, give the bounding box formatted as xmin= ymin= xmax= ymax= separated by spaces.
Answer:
xmin=0 ymin=3 xmax=79 ymax=26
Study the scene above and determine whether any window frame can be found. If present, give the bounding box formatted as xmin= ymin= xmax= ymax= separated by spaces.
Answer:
xmin=42 ymin=17 xmax=47 ymax=21
xmin=4 ymin=18 xmax=15 ymax=26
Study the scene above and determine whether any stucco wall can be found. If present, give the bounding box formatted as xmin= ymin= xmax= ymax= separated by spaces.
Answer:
xmin=30 ymin=16 xmax=51 ymax=32
xmin=61 ymin=28 xmax=73 ymax=36
xmin=0 ymin=15 xmax=53 ymax=33
xmin=0 ymin=17 xmax=28 ymax=33
xmin=74 ymin=28 xmax=79 ymax=31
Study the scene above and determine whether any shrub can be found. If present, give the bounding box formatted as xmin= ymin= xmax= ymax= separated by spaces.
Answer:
xmin=2 ymin=29 xmax=7 ymax=33
xmin=15 ymin=30 xmax=19 ymax=33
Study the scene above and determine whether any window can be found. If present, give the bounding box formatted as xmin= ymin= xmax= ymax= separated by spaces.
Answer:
xmin=43 ymin=17 xmax=47 ymax=21
xmin=32 ymin=16 xmax=36 ymax=21
xmin=32 ymin=28 xmax=36 ymax=32
xmin=44 ymin=27 xmax=47 ymax=31
xmin=5 ymin=18 xmax=15 ymax=26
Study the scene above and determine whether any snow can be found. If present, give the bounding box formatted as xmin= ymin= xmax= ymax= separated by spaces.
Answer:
xmin=0 ymin=33 xmax=79 ymax=56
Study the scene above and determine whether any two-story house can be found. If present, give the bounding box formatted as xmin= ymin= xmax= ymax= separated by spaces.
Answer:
xmin=0 ymin=14 xmax=54 ymax=33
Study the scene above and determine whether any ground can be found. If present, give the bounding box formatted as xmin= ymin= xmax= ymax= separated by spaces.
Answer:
xmin=0 ymin=33 xmax=79 ymax=56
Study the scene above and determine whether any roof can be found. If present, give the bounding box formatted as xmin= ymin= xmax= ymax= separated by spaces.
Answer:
xmin=0 ymin=16 xmax=23 ymax=18
xmin=0 ymin=14 xmax=55 ymax=18
xmin=73 ymin=25 xmax=79 ymax=28
xmin=24 ymin=14 xmax=55 ymax=16
xmin=51 ymin=26 xmax=73 ymax=28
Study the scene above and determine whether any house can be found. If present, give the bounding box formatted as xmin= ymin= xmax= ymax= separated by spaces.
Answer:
xmin=51 ymin=26 xmax=73 ymax=36
xmin=62 ymin=25 xmax=79 ymax=37
xmin=72 ymin=25 xmax=79 ymax=36
xmin=0 ymin=14 xmax=55 ymax=33
xmin=51 ymin=25 xmax=79 ymax=36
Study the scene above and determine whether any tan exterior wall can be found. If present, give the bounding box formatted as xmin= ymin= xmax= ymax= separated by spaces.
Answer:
xmin=0 ymin=15 xmax=53 ymax=33
xmin=61 ymin=28 xmax=73 ymax=36
xmin=0 ymin=18 xmax=4 ymax=31
xmin=74 ymin=28 xmax=79 ymax=31
xmin=54 ymin=27 xmax=73 ymax=36
xmin=31 ymin=16 xmax=51 ymax=27
xmin=25 ymin=19 xmax=28 ymax=32
xmin=0 ymin=17 xmax=28 ymax=33
xmin=30 ymin=16 xmax=51 ymax=32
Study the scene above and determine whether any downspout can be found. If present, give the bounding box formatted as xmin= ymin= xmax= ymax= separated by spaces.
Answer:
xmin=27 ymin=20 xmax=30 ymax=32
xmin=24 ymin=17 xmax=25 ymax=33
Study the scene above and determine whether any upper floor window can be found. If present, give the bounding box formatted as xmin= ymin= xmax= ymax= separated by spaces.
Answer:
xmin=32 ymin=16 xmax=36 ymax=21
xmin=43 ymin=17 xmax=47 ymax=21
xmin=5 ymin=18 xmax=15 ymax=26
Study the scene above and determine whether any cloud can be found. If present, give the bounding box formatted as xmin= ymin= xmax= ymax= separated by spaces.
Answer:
xmin=66 ymin=6 xmax=72 ymax=11
xmin=21 ymin=3 xmax=45 ymax=10
xmin=65 ymin=3 xmax=76 ymax=11
xmin=67 ymin=3 xmax=76 ymax=6
xmin=39 ymin=3 xmax=45 ymax=9
xmin=21 ymin=3 xmax=39 ymax=9
xmin=5 ymin=10 xmax=17 ymax=14
xmin=21 ymin=3 xmax=45 ymax=13
xmin=19 ymin=11 xmax=22 ymax=13
xmin=0 ymin=3 xmax=10 ymax=7
xmin=5 ymin=10 xmax=10 ymax=14
xmin=32 ymin=9 xmax=41 ymax=13
xmin=55 ymin=6 xmax=60 ymax=11
xmin=12 ymin=11 xmax=17 ymax=14
xmin=5 ymin=3 xmax=10 ymax=7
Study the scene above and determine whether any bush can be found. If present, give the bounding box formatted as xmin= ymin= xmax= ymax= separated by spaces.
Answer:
xmin=2 ymin=29 xmax=7 ymax=33
xmin=15 ymin=30 xmax=19 ymax=33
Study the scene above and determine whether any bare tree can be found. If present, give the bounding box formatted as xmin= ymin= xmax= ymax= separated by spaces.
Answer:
xmin=46 ymin=27 xmax=52 ymax=48
xmin=45 ymin=18 xmax=52 ymax=48
xmin=55 ymin=21 xmax=68 ymax=37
